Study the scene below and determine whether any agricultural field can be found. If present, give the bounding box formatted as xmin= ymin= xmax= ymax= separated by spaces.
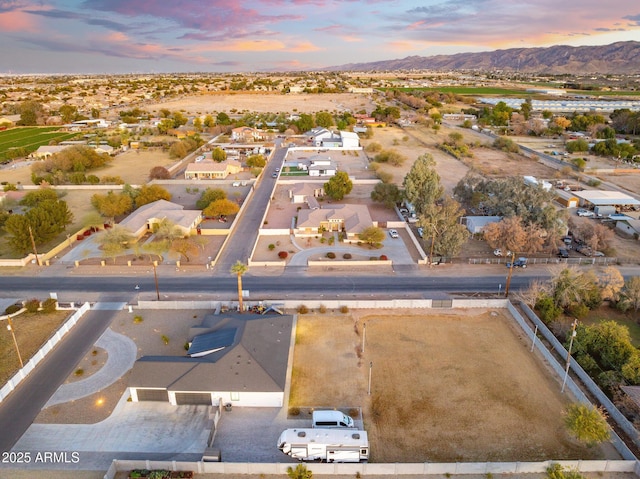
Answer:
xmin=0 ymin=127 xmax=77 ymax=163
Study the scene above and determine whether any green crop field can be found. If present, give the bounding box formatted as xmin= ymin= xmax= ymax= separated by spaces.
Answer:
xmin=0 ymin=127 xmax=78 ymax=163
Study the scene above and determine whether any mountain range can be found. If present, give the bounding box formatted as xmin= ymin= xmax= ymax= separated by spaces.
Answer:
xmin=323 ymin=41 xmax=640 ymax=75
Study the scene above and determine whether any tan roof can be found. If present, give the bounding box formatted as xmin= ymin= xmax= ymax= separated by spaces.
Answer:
xmin=297 ymin=204 xmax=372 ymax=234
xmin=186 ymin=159 xmax=241 ymax=173
xmin=119 ymin=199 xmax=200 ymax=233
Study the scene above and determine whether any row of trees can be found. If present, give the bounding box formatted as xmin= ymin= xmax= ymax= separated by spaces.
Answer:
xmin=91 ymin=184 xmax=172 ymax=221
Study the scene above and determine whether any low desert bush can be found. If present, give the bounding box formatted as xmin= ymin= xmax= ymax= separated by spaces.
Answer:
xmin=297 ymin=305 xmax=309 ymax=314
xmin=326 ymin=252 xmax=336 ymax=259
xmin=278 ymin=251 xmax=288 ymax=259
xmin=25 ymin=298 xmax=40 ymax=313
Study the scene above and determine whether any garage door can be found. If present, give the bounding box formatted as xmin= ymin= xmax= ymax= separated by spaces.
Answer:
xmin=136 ymin=388 xmax=169 ymax=402
xmin=175 ymin=392 xmax=212 ymax=405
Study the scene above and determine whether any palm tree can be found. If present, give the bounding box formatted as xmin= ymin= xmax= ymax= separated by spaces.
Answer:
xmin=230 ymin=260 xmax=248 ymax=312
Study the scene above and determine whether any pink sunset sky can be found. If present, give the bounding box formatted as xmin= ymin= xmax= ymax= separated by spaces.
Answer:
xmin=0 ymin=0 xmax=638 ymax=73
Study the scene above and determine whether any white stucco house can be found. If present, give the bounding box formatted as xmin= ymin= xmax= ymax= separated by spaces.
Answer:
xmin=128 ymin=313 xmax=293 ymax=407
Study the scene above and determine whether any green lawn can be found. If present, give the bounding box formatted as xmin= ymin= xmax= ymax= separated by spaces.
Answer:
xmin=0 ymin=127 xmax=78 ymax=163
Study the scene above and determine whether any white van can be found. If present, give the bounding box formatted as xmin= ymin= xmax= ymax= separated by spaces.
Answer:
xmin=312 ymin=410 xmax=355 ymax=428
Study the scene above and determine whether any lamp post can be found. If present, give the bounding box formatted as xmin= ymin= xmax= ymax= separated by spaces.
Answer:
xmin=362 ymin=323 xmax=366 ymax=354
xmin=152 ymin=262 xmax=160 ymax=301
xmin=368 ymin=361 xmax=373 ymax=396
xmin=561 ymin=319 xmax=578 ymax=393
xmin=6 ymin=315 xmax=24 ymax=368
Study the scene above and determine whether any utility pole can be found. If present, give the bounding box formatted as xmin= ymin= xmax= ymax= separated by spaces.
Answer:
xmin=368 ymin=361 xmax=373 ymax=396
xmin=28 ymin=224 xmax=41 ymax=266
xmin=561 ymin=319 xmax=578 ymax=393
xmin=6 ymin=315 xmax=24 ymax=368
xmin=504 ymin=251 xmax=515 ymax=297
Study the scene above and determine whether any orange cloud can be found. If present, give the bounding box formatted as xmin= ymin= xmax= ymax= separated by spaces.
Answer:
xmin=289 ymin=41 xmax=322 ymax=52
xmin=0 ymin=11 xmax=38 ymax=32
xmin=339 ymin=35 xmax=362 ymax=43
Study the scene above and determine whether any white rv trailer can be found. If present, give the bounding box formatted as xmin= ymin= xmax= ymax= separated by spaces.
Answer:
xmin=277 ymin=428 xmax=368 ymax=462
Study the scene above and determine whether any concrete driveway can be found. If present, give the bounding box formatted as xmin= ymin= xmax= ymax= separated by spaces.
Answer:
xmin=11 ymin=396 xmax=212 ymax=469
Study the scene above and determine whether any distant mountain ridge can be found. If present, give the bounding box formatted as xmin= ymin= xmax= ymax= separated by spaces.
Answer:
xmin=322 ymin=41 xmax=640 ymax=74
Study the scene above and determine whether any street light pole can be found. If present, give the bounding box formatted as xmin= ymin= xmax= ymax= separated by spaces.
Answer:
xmin=561 ymin=319 xmax=578 ymax=393
xmin=6 ymin=315 xmax=24 ymax=368
xmin=153 ymin=262 xmax=160 ymax=301
xmin=368 ymin=361 xmax=373 ymax=396
xmin=362 ymin=323 xmax=366 ymax=354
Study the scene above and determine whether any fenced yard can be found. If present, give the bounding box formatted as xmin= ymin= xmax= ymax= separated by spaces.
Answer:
xmin=289 ymin=309 xmax=618 ymax=463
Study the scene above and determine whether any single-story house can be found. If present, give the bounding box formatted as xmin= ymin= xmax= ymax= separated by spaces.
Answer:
xmin=305 ymin=127 xmax=335 ymax=146
xmin=289 ymin=183 xmax=324 ymax=209
xmin=295 ymin=204 xmax=374 ymax=241
xmin=119 ymin=199 xmax=202 ymax=239
xmin=128 ymin=313 xmax=293 ymax=407
xmin=309 ymin=160 xmax=337 ymax=177
xmin=32 ymin=145 xmax=70 ymax=159
xmin=464 ymin=216 xmax=503 ymax=234
xmin=185 ymin=159 xmax=242 ymax=180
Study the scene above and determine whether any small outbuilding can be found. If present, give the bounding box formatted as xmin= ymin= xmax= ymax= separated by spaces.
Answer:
xmin=464 ymin=216 xmax=502 ymax=234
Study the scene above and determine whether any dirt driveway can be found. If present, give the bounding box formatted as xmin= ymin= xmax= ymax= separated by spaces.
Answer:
xmin=290 ymin=308 xmax=618 ymax=463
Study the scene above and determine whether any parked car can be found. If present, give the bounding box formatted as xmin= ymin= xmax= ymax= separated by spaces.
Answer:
xmin=272 ymin=173 xmax=278 ymax=178
xmin=557 ymin=248 xmax=569 ymax=258
xmin=493 ymin=248 xmax=512 ymax=257
xmin=388 ymin=229 xmax=399 ymax=238
xmin=592 ymin=251 xmax=605 ymax=257
xmin=506 ymin=257 xmax=528 ymax=268
xmin=577 ymin=209 xmax=595 ymax=217
xmin=275 ymin=167 xmax=280 ymax=172
xmin=399 ymin=208 xmax=409 ymax=215
xmin=417 ymin=227 xmax=424 ymax=238
xmin=576 ymin=245 xmax=593 ymax=256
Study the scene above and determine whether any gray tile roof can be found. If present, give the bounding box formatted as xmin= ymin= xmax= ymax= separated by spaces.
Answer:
xmin=128 ymin=313 xmax=293 ymax=394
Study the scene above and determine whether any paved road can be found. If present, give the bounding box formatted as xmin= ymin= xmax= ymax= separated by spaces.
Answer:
xmin=213 ymin=146 xmax=287 ymax=273
xmin=0 ymin=271 xmax=539 ymax=302
xmin=0 ymin=307 xmax=117 ymax=454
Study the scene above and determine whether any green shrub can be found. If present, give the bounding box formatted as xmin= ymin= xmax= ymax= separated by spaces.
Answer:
xmin=25 ymin=298 xmax=40 ymax=313
xmin=289 ymin=406 xmax=301 ymax=416
xmin=5 ymin=304 xmax=21 ymax=315
xmin=568 ymin=303 xmax=590 ymax=319
xmin=74 ymin=368 xmax=84 ymax=376
xmin=343 ymin=253 xmax=352 ymax=259
xmin=133 ymin=315 xmax=144 ymax=324
xmin=326 ymin=252 xmax=336 ymax=259
xmin=41 ymin=298 xmax=57 ymax=314
xmin=535 ymin=294 xmax=562 ymax=324
xmin=268 ymin=243 xmax=275 ymax=251
xmin=161 ymin=335 xmax=170 ymax=345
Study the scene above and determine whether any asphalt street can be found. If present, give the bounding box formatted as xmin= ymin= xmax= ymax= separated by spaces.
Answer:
xmin=0 ymin=307 xmax=119 ymax=454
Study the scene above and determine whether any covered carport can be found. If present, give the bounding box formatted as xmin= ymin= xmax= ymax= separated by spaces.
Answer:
xmin=573 ymin=190 xmax=640 ymax=211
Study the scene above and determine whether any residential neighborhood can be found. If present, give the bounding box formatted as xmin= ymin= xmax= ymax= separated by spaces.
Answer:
xmin=1 ymin=68 xmax=640 ymax=479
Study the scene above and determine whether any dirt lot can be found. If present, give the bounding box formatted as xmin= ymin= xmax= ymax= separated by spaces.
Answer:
xmin=143 ymin=92 xmax=377 ymax=116
xmin=0 ymin=309 xmax=71 ymax=385
xmin=290 ymin=309 xmax=615 ymax=463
